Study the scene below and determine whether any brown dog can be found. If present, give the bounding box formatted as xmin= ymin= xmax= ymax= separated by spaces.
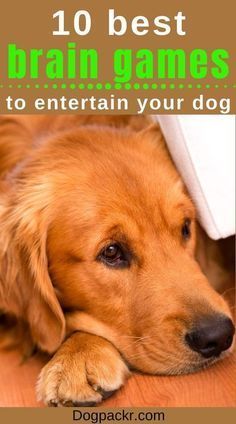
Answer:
xmin=0 ymin=115 xmax=234 ymax=406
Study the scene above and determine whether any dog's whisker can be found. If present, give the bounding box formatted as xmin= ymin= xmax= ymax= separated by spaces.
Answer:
xmin=125 ymin=348 xmax=187 ymax=363
xmin=221 ymin=287 xmax=235 ymax=298
xmin=120 ymin=336 xmax=152 ymax=351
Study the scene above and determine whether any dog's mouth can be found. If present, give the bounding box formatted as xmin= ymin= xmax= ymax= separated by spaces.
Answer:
xmin=122 ymin=334 xmax=234 ymax=376
xmin=162 ymin=356 xmax=220 ymax=376
xmin=126 ymin=347 xmax=231 ymax=376
xmin=173 ymin=348 xmax=234 ymax=375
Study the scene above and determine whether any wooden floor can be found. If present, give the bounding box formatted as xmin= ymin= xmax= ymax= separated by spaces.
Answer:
xmin=0 ymin=344 xmax=235 ymax=407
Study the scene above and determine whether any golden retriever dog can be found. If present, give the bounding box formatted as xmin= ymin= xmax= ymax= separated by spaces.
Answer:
xmin=0 ymin=115 xmax=234 ymax=406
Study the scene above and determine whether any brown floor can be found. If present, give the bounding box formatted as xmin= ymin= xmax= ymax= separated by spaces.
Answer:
xmin=0 ymin=345 xmax=235 ymax=407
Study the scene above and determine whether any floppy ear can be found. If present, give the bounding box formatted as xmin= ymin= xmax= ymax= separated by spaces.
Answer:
xmin=0 ymin=183 xmax=65 ymax=353
xmin=22 ymin=222 xmax=66 ymax=353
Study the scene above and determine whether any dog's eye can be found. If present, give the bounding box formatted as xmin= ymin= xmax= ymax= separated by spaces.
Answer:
xmin=98 ymin=243 xmax=129 ymax=268
xmin=181 ymin=219 xmax=191 ymax=240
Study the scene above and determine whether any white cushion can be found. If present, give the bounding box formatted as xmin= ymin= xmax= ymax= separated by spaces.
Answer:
xmin=154 ymin=115 xmax=235 ymax=240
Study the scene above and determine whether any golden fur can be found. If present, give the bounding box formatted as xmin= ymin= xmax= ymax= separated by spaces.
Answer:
xmin=0 ymin=115 xmax=234 ymax=406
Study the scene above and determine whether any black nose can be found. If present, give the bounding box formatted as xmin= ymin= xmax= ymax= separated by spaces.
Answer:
xmin=185 ymin=316 xmax=235 ymax=358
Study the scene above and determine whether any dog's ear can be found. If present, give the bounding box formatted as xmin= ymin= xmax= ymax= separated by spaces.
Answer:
xmin=136 ymin=122 xmax=172 ymax=162
xmin=0 ymin=183 xmax=65 ymax=353
xmin=136 ymin=122 xmax=166 ymax=145
xmin=21 ymin=222 xmax=66 ymax=353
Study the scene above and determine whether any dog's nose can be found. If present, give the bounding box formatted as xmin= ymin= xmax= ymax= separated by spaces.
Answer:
xmin=185 ymin=316 xmax=235 ymax=358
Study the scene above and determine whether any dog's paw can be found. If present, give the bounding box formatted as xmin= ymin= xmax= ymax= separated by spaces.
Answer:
xmin=37 ymin=333 xmax=130 ymax=406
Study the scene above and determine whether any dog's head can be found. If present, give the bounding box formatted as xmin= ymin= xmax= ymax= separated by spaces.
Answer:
xmin=0 ymin=122 xmax=234 ymax=374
